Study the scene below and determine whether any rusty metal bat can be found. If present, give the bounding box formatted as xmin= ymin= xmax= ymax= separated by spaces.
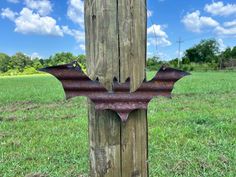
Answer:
xmin=39 ymin=61 xmax=190 ymax=121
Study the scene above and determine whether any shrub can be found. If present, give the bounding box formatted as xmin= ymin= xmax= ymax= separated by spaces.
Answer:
xmin=23 ymin=67 xmax=39 ymax=75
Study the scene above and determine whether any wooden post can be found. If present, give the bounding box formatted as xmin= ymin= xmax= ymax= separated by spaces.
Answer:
xmin=85 ymin=0 xmax=147 ymax=176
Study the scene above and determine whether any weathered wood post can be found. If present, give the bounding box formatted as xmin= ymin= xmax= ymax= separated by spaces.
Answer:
xmin=85 ymin=0 xmax=148 ymax=176
xmin=38 ymin=1 xmax=189 ymax=176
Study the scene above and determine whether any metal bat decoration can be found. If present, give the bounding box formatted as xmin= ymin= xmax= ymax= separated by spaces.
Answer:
xmin=39 ymin=61 xmax=190 ymax=121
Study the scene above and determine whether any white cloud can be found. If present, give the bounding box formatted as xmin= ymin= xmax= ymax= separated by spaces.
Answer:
xmin=224 ymin=20 xmax=236 ymax=27
xmin=215 ymin=26 xmax=236 ymax=36
xmin=147 ymin=24 xmax=168 ymax=37
xmin=7 ymin=0 xmax=19 ymax=3
xmin=147 ymin=10 xmax=153 ymax=18
xmin=61 ymin=26 xmax=73 ymax=35
xmin=158 ymin=52 xmax=169 ymax=59
xmin=15 ymin=8 xmax=63 ymax=36
xmin=62 ymin=26 xmax=85 ymax=42
xmin=147 ymin=24 xmax=171 ymax=47
xmin=69 ymin=30 xmax=85 ymax=42
xmin=1 ymin=2 xmax=87 ymax=44
xmin=217 ymin=38 xmax=226 ymax=51
xmin=67 ymin=0 xmax=84 ymax=28
xmin=1 ymin=5 xmax=85 ymax=41
xmin=147 ymin=51 xmax=170 ymax=60
xmin=79 ymin=44 xmax=85 ymax=51
xmin=148 ymin=37 xmax=172 ymax=47
xmin=31 ymin=52 xmax=41 ymax=59
xmin=182 ymin=10 xmax=219 ymax=33
xmin=220 ymin=21 xmax=236 ymax=36
xmin=1 ymin=8 xmax=18 ymax=21
xmin=175 ymin=50 xmax=184 ymax=58
xmin=25 ymin=0 xmax=52 ymax=16
xmin=147 ymin=52 xmax=153 ymax=57
xmin=204 ymin=1 xmax=236 ymax=17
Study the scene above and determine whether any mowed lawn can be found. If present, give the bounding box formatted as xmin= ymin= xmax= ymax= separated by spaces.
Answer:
xmin=0 ymin=71 xmax=236 ymax=177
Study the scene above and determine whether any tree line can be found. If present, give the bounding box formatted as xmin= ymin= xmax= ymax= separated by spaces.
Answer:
xmin=148 ymin=39 xmax=236 ymax=71
xmin=0 ymin=52 xmax=86 ymax=75
xmin=0 ymin=39 xmax=236 ymax=75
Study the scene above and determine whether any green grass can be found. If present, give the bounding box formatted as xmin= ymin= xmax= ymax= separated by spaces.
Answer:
xmin=0 ymin=72 xmax=236 ymax=177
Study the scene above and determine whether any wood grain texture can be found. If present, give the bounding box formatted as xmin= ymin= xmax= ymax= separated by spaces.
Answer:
xmin=85 ymin=1 xmax=121 ymax=176
xmin=85 ymin=0 xmax=119 ymax=90
xmin=85 ymin=0 xmax=148 ymax=176
xmin=118 ymin=0 xmax=148 ymax=176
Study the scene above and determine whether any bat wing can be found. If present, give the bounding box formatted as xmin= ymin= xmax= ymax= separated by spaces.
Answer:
xmin=38 ymin=61 xmax=108 ymax=100
xmin=38 ymin=63 xmax=190 ymax=122
xmin=98 ymin=67 xmax=190 ymax=122
xmin=136 ymin=65 xmax=190 ymax=99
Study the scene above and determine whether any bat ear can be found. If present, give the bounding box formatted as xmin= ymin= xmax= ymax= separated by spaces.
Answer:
xmin=95 ymin=77 xmax=100 ymax=82
xmin=113 ymin=77 xmax=118 ymax=83
xmin=70 ymin=61 xmax=83 ymax=70
xmin=125 ymin=77 xmax=131 ymax=92
xmin=125 ymin=77 xmax=130 ymax=83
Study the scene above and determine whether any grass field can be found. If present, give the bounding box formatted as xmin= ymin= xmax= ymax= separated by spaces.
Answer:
xmin=0 ymin=72 xmax=236 ymax=177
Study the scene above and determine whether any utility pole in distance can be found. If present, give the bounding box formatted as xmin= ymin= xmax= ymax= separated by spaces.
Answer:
xmin=177 ymin=37 xmax=184 ymax=67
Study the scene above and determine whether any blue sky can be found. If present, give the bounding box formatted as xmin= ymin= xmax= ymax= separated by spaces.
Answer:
xmin=0 ymin=0 xmax=236 ymax=60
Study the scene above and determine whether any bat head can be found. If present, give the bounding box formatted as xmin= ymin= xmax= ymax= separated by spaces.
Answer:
xmin=112 ymin=77 xmax=131 ymax=93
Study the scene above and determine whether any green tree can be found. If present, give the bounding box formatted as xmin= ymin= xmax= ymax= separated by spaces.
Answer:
xmin=184 ymin=39 xmax=219 ymax=63
xmin=219 ymin=46 xmax=236 ymax=69
xmin=50 ymin=52 xmax=77 ymax=65
xmin=221 ymin=47 xmax=232 ymax=60
xmin=147 ymin=56 xmax=163 ymax=70
xmin=32 ymin=58 xmax=43 ymax=69
xmin=0 ymin=53 xmax=10 ymax=72
xmin=10 ymin=52 xmax=32 ymax=72
xmin=77 ymin=54 xmax=86 ymax=66
xmin=231 ymin=46 xmax=236 ymax=58
xmin=169 ymin=58 xmax=179 ymax=67
xmin=182 ymin=57 xmax=190 ymax=64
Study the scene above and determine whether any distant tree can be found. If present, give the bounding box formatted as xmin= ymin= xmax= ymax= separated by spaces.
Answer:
xmin=184 ymin=39 xmax=219 ymax=63
xmin=32 ymin=58 xmax=43 ymax=69
xmin=40 ymin=58 xmax=52 ymax=67
xmin=0 ymin=53 xmax=10 ymax=72
xmin=147 ymin=56 xmax=163 ymax=70
xmin=9 ymin=52 xmax=32 ymax=72
xmin=77 ymin=54 xmax=86 ymax=66
xmin=50 ymin=52 xmax=77 ymax=65
xmin=231 ymin=46 xmax=236 ymax=58
xmin=219 ymin=46 xmax=236 ymax=69
xmin=182 ymin=57 xmax=190 ymax=64
xmin=169 ymin=58 xmax=179 ymax=67
xmin=221 ymin=48 xmax=232 ymax=59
